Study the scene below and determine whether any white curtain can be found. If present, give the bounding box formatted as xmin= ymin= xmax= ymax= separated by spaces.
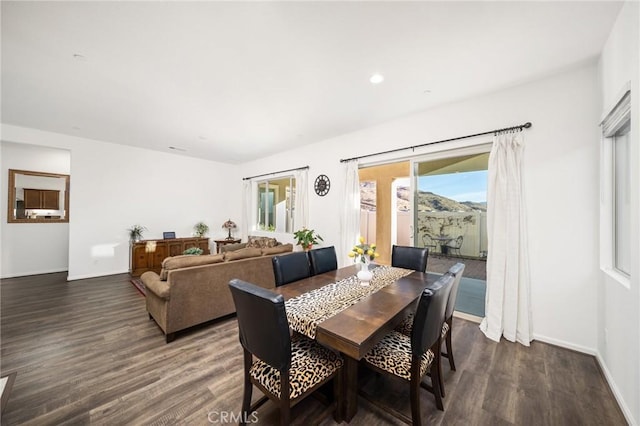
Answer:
xmin=241 ymin=180 xmax=252 ymax=241
xmin=339 ymin=160 xmax=361 ymax=267
xmin=294 ymin=168 xmax=309 ymax=229
xmin=480 ymin=130 xmax=533 ymax=346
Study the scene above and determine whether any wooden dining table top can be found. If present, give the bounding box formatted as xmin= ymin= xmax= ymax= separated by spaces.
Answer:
xmin=273 ymin=264 xmax=441 ymax=360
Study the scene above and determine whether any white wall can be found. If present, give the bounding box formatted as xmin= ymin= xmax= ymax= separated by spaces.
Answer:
xmin=0 ymin=126 xmax=242 ymax=280
xmin=240 ymin=63 xmax=602 ymax=352
xmin=1 ymin=142 xmax=71 ymax=277
xmin=597 ymin=2 xmax=639 ymax=424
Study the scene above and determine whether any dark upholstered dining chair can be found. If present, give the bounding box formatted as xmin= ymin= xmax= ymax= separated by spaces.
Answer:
xmin=307 ymin=246 xmax=338 ymax=276
xmin=440 ymin=264 xmax=465 ymax=370
xmin=361 ymin=274 xmax=454 ymax=425
xmin=228 ymin=279 xmax=343 ymax=426
xmin=271 ymin=252 xmax=311 ymax=287
xmin=395 ymin=262 xmax=466 ymax=398
xmin=391 ymin=245 xmax=429 ymax=272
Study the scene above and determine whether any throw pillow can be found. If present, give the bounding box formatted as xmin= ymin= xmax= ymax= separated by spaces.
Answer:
xmin=246 ymin=236 xmax=278 ymax=249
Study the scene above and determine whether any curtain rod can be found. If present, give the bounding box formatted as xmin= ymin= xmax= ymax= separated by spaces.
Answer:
xmin=340 ymin=122 xmax=532 ymax=163
xmin=243 ymin=165 xmax=309 ymax=181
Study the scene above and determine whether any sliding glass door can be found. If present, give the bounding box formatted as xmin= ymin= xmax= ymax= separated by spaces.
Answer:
xmin=412 ymin=151 xmax=489 ymax=258
xmin=411 ymin=148 xmax=489 ymax=317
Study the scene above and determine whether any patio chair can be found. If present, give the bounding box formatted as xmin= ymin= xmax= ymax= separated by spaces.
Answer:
xmin=421 ymin=234 xmax=438 ymax=255
xmin=445 ymin=236 xmax=463 ymax=257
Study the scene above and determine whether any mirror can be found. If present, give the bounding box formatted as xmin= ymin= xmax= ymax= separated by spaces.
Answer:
xmin=7 ymin=169 xmax=70 ymax=223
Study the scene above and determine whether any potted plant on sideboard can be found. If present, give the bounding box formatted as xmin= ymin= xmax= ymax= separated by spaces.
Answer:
xmin=293 ymin=228 xmax=323 ymax=251
xmin=128 ymin=224 xmax=147 ymax=242
xmin=193 ymin=222 xmax=209 ymax=238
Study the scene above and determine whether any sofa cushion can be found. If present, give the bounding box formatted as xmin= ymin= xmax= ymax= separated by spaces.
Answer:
xmin=261 ymin=243 xmax=294 ymax=255
xmin=246 ymin=236 xmax=279 ymax=249
xmin=159 ymin=254 xmax=225 ymax=280
xmin=224 ymin=247 xmax=263 ymax=261
xmin=220 ymin=242 xmax=247 ymax=253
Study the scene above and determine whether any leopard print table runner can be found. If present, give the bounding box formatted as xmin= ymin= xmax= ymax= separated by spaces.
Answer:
xmin=285 ymin=266 xmax=413 ymax=339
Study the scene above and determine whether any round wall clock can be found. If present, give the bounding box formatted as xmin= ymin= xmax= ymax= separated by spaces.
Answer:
xmin=314 ymin=174 xmax=330 ymax=196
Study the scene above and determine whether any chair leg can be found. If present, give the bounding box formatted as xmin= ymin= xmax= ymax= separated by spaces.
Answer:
xmin=430 ymin=361 xmax=444 ymax=411
xmin=241 ymin=350 xmax=253 ymax=426
xmin=446 ymin=327 xmax=456 ymax=371
xmin=280 ymin=370 xmax=291 ymax=426
xmin=279 ymin=401 xmax=290 ymax=426
xmin=410 ymin=361 xmax=423 ymax=426
xmin=437 ymin=347 xmax=446 ymax=398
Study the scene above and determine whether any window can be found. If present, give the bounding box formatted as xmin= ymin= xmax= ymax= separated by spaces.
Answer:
xmin=613 ymin=121 xmax=631 ymax=275
xmin=256 ymin=176 xmax=296 ymax=233
xmin=602 ymin=89 xmax=631 ymax=277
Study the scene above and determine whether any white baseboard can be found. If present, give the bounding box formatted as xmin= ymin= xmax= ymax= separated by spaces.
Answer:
xmin=0 ymin=268 xmax=67 ymax=279
xmin=66 ymin=269 xmax=129 ymax=281
xmin=453 ymin=311 xmax=482 ymax=324
xmin=595 ymin=353 xmax=637 ymax=426
xmin=532 ymin=333 xmax=635 ymax=425
xmin=532 ymin=332 xmax=597 ymax=356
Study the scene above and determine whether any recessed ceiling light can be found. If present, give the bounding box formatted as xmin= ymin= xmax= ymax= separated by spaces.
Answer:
xmin=168 ymin=146 xmax=187 ymax=152
xmin=370 ymin=73 xmax=384 ymax=84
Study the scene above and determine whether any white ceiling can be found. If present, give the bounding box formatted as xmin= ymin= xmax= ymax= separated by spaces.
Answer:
xmin=1 ymin=1 xmax=623 ymax=164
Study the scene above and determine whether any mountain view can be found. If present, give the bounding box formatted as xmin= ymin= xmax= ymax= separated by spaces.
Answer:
xmin=360 ymin=183 xmax=487 ymax=212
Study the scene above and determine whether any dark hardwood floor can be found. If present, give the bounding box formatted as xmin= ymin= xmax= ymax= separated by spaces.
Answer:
xmin=0 ymin=272 xmax=626 ymax=425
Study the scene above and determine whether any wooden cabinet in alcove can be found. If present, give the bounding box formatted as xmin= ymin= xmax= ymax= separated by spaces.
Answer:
xmin=23 ymin=189 xmax=60 ymax=210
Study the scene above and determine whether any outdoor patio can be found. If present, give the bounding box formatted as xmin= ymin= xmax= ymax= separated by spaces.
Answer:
xmin=427 ymin=255 xmax=487 ymax=281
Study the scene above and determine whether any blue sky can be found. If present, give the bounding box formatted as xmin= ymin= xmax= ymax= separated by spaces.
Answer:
xmin=418 ymin=170 xmax=487 ymax=203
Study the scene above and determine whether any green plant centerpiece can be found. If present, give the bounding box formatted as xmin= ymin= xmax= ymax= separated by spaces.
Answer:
xmin=128 ymin=224 xmax=147 ymax=242
xmin=293 ymin=227 xmax=323 ymax=251
xmin=183 ymin=247 xmax=203 ymax=255
xmin=193 ymin=222 xmax=209 ymax=238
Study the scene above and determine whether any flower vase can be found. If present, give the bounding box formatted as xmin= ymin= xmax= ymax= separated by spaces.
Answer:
xmin=357 ymin=258 xmax=373 ymax=285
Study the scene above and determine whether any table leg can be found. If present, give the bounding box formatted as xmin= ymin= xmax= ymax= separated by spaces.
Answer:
xmin=344 ymin=355 xmax=358 ymax=422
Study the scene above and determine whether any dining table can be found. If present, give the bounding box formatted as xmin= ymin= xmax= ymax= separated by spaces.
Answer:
xmin=272 ymin=263 xmax=440 ymax=422
xmin=431 ymin=235 xmax=453 ymax=255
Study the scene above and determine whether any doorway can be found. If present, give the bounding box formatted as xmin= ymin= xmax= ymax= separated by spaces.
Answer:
xmin=412 ymin=150 xmax=489 ymax=317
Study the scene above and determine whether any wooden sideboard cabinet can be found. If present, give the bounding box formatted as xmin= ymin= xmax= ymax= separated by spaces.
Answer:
xmin=130 ymin=237 xmax=210 ymax=276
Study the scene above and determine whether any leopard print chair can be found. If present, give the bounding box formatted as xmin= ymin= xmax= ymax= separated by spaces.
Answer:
xmin=228 ymin=279 xmax=343 ymax=425
xmin=395 ymin=263 xmax=466 ymax=398
xmin=362 ymin=274 xmax=454 ymax=426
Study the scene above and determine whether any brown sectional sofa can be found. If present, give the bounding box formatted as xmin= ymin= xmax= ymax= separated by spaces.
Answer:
xmin=141 ymin=239 xmax=293 ymax=342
